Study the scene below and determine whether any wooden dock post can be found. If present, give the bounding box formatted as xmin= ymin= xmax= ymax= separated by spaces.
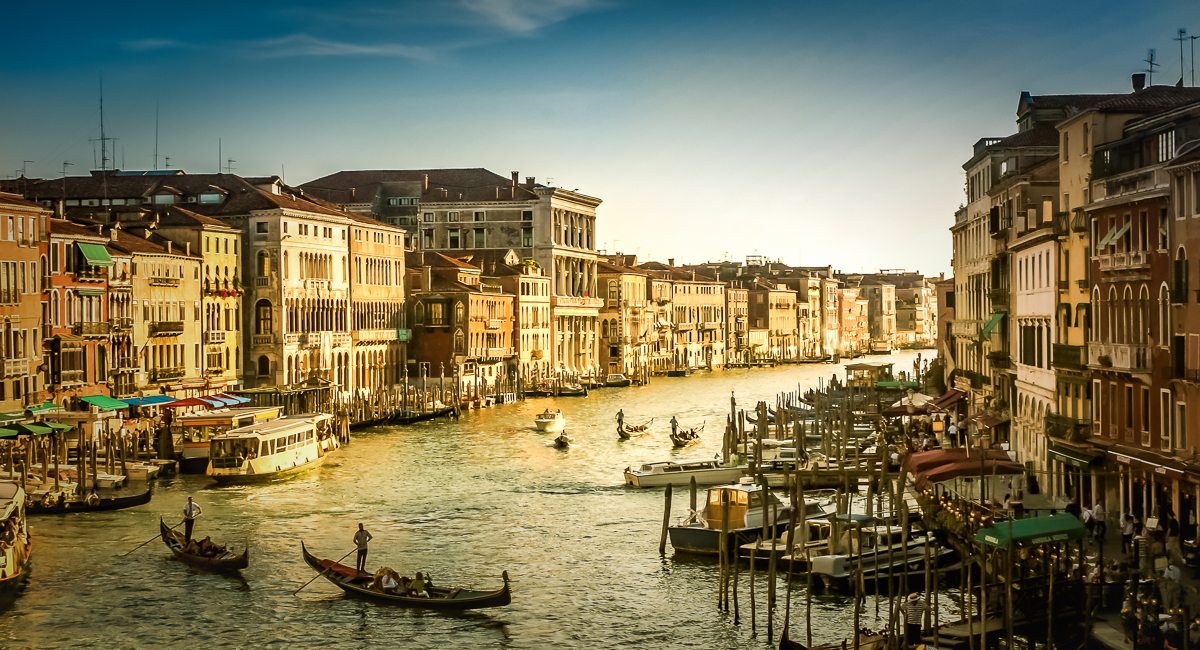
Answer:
xmin=659 ymin=484 xmax=672 ymax=555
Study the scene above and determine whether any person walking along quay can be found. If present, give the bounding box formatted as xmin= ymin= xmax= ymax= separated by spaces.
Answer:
xmin=183 ymin=497 xmax=202 ymax=543
xmin=354 ymin=523 xmax=373 ymax=574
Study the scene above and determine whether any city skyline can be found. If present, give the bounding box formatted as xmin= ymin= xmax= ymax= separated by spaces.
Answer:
xmin=4 ymin=0 xmax=1199 ymax=275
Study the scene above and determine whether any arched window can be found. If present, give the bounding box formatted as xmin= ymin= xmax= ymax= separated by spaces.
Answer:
xmin=1107 ymin=286 xmax=1117 ymax=343
xmin=257 ymin=251 xmax=269 ymax=277
xmin=1091 ymin=287 xmax=1100 ymax=342
xmin=1138 ymin=284 xmax=1149 ymax=344
xmin=1160 ymin=284 xmax=1171 ymax=345
xmin=255 ymin=299 xmax=273 ymax=335
xmin=1121 ymin=285 xmax=1133 ymax=344
xmin=454 ymin=301 xmax=464 ymax=325
xmin=601 ymin=320 xmax=609 ymax=338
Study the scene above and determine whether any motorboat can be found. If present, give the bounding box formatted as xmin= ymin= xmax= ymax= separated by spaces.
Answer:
xmin=605 ymin=373 xmax=633 ymax=388
xmin=623 ymin=457 xmax=745 ymax=488
xmin=176 ymin=406 xmax=284 ymax=473
xmin=207 ymin=413 xmax=337 ymax=484
xmin=668 ymin=478 xmax=799 ymax=555
xmin=0 ymin=482 xmax=31 ymax=589
xmin=534 ymin=410 xmax=566 ymax=432
xmin=809 ymin=525 xmax=956 ymax=591
xmin=553 ymin=432 xmax=574 ymax=448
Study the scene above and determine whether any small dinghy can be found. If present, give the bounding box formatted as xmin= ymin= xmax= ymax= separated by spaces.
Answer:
xmin=553 ymin=433 xmax=574 ymax=448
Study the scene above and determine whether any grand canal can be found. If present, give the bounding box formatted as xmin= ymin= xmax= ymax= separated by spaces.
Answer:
xmin=1 ymin=351 xmax=961 ymax=649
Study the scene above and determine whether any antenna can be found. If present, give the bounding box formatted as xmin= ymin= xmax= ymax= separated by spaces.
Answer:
xmin=218 ymin=138 xmax=222 ymax=173
xmin=21 ymin=161 xmax=32 ymax=178
xmin=226 ymin=159 xmax=236 ymax=174
xmin=1145 ymin=48 xmax=1159 ymax=86
xmin=88 ymin=76 xmax=117 ymax=171
xmin=1192 ymin=35 xmax=1198 ymax=87
xmin=154 ymin=102 xmax=159 ymax=171
xmin=1176 ymin=30 xmax=1188 ymax=87
xmin=165 ymin=157 xmax=171 ymax=169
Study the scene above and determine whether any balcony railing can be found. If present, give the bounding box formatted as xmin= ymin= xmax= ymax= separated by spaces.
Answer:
xmin=152 ymin=367 xmax=185 ymax=382
xmin=111 ymin=317 xmax=133 ymax=332
xmin=333 ymin=333 xmax=351 ymax=347
xmin=1046 ymin=413 xmax=1092 ymax=442
xmin=1099 ymin=251 xmax=1150 ymax=272
xmin=553 ymin=295 xmax=604 ymax=308
xmin=254 ymin=277 xmax=272 ymax=288
xmin=72 ymin=267 xmax=105 ymax=282
xmin=116 ymin=357 xmax=138 ymax=372
xmin=987 ymin=287 xmax=1009 ymax=312
xmin=72 ymin=322 xmax=110 ymax=337
xmin=1088 ymin=342 xmax=1151 ymax=372
xmin=149 ymin=321 xmax=184 ymax=337
xmin=485 ymin=319 xmax=502 ymax=330
xmin=4 ymin=359 xmax=28 ymax=377
xmin=60 ymin=369 xmax=85 ymax=385
xmin=1052 ymin=343 xmax=1085 ymax=371
xmin=205 ymin=330 xmax=226 ymax=344
xmin=149 ymin=276 xmax=180 ymax=287
xmin=252 ymin=334 xmax=275 ymax=346
xmin=1185 ymin=369 xmax=1200 ymax=381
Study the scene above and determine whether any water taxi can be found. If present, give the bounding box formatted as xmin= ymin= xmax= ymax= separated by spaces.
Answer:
xmin=0 ymin=482 xmax=31 ymax=588
xmin=604 ymin=373 xmax=632 ymax=387
xmin=668 ymin=478 xmax=803 ymax=555
xmin=177 ymin=406 xmax=283 ymax=473
xmin=534 ymin=409 xmax=566 ymax=432
xmin=809 ymin=525 xmax=954 ymax=591
xmin=623 ymin=458 xmax=744 ymax=488
xmin=207 ymin=413 xmax=337 ymax=484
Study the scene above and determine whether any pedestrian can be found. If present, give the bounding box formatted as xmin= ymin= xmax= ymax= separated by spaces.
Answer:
xmin=183 ymin=496 xmax=202 ymax=543
xmin=1002 ymin=493 xmax=1011 ymax=510
xmin=1121 ymin=514 xmax=1134 ymax=554
xmin=1166 ymin=511 xmax=1182 ymax=561
xmin=1093 ymin=500 xmax=1107 ymax=542
xmin=353 ymin=523 xmax=373 ymax=575
xmin=1163 ymin=562 xmax=1183 ymax=610
xmin=1082 ymin=505 xmax=1094 ymax=536
xmin=904 ymin=592 xmax=927 ymax=648
xmin=947 ymin=422 xmax=958 ymax=448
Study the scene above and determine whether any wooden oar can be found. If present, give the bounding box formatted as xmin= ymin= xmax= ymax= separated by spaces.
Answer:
xmin=294 ymin=547 xmax=358 ymax=595
xmin=122 ymin=520 xmax=184 ymax=556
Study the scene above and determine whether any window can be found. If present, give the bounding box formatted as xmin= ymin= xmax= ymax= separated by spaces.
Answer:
xmin=1159 ymin=131 xmax=1175 ymax=163
xmin=522 ymin=210 xmax=533 ymax=221
xmin=448 ymin=212 xmax=459 ymax=222
xmin=255 ymin=300 xmax=273 ymax=335
xmin=257 ymin=355 xmax=270 ymax=377
xmin=473 ymin=228 xmax=485 ymax=247
xmin=448 ymin=230 xmax=460 ymax=249
xmin=255 ymin=222 xmax=268 ymax=234
xmin=1062 ymin=132 xmax=1069 ymax=161
xmin=422 ymin=230 xmax=433 ymax=250
xmin=199 ymin=193 xmax=222 ymax=204
xmin=153 ymin=194 xmax=175 ymax=204
xmin=522 ymin=227 xmax=532 ymax=247
xmin=423 ymin=213 xmax=434 ymax=223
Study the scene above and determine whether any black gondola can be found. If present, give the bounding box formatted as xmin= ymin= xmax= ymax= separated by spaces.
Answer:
xmin=617 ymin=418 xmax=654 ymax=439
xmin=26 ymin=487 xmax=152 ymax=515
xmin=670 ymin=423 xmax=704 ymax=448
xmin=160 ymin=517 xmax=248 ymax=572
xmin=390 ymin=407 xmax=456 ymax=425
xmin=300 ymin=542 xmax=512 ymax=609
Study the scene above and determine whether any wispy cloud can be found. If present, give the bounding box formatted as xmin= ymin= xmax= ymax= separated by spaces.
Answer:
xmin=121 ymin=38 xmax=199 ymax=53
xmin=243 ymin=34 xmax=432 ymax=60
xmin=459 ymin=0 xmax=603 ymax=33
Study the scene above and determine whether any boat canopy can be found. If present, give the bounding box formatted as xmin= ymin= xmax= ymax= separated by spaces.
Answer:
xmin=975 ymin=514 xmax=1088 ymax=549
xmin=904 ymin=447 xmax=1013 ymax=475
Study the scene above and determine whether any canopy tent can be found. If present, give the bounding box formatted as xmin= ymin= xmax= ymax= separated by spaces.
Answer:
xmin=42 ymin=422 xmax=73 ymax=432
xmin=914 ymin=457 xmax=1025 ymax=489
xmin=121 ymin=395 xmax=179 ymax=407
xmin=0 ymin=427 xmax=20 ymax=439
xmin=81 ymin=395 xmax=131 ymax=411
xmin=905 ymin=447 xmax=1015 ymax=475
xmin=199 ymin=395 xmax=238 ymax=407
xmin=975 ymin=514 xmax=1088 ymax=549
xmin=4 ymin=423 xmax=52 ymax=436
xmin=882 ymin=404 xmax=924 ymax=418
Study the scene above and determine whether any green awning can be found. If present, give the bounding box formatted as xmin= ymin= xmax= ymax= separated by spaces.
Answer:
xmin=877 ymin=380 xmax=920 ymax=389
xmin=80 ymin=395 xmax=130 ymax=411
xmin=0 ymin=411 xmax=22 ymax=422
xmin=43 ymin=422 xmax=73 ymax=432
xmin=24 ymin=401 xmax=61 ymax=414
xmin=8 ymin=423 xmax=51 ymax=436
xmin=975 ymin=514 xmax=1089 ymax=549
xmin=76 ymin=242 xmax=114 ymax=266
xmin=1048 ymin=443 xmax=1102 ymax=469
xmin=981 ymin=313 xmax=1005 ymax=338
xmin=0 ymin=428 xmax=20 ymax=439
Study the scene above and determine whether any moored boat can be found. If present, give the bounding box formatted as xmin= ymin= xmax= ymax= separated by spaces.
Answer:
xmin=534 ymin=409 xmax=566 ymax=432
xmin=0 ymin=482 xmax=31 ymax=588
xmin=624 ymin=457 xmax=744 ymax=487
xmin=160 ymin=517 xmax=248 ymax=572
xmin=604 ymin=373 xmax=632 ymax=387
xmin=207 ymin=413 xmax=337 ymax=485
xmin=390 ymin=406 xmax=455 ymax=425
xmin=25 ymin=486 xmax=152 ymax=515
xmin=809 ymin=525 xmax=955 ymax=591
xmin=176 ymin=406 xmax=284 ymax=473
xmin=668 ymin=478 xmax=827 ymax=555
xmin=300 ymin=542 xmax=512 ymax=609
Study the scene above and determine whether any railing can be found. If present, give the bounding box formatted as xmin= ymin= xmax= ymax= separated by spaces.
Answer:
xmin=486 ymin=319 xmax=502 ymax=330
xmin=1088 ymin=342 xmax=1151 ymax=372
xmin=285 ymin=333 xmax=300 ymax=345
xmin=1078 ymin=279 xmax=1089 ymax=289
xmin=72 ymin=322 xmax=110 ymax=337
xmin=253 ymin=334 xmax=275 ymax=346
xmin=205 ymin=330 xmax=226 ymax=344
xmin=204 ymin=367 xmax=226 ymax=376
xmin=73 ymin=268 xmax=105 ymax=282
xmin=553 ymin=295 xmax=604 ymax=308
xmin=254 ymin=276 xmax=271 ymax=288
xmin=111 ymin=317 xmax=133 ymax=332
xmin=1057 ymin=280 xmax=1069 ymax=290
xmin=675 ymin=322 xmax=695 ymax=331
xmin=703 ymin=322 xmax=720 ymax=330
xmin=305 ymin=279 xmax=329 ymax=291
xmin=116 ymin=357 xmax=138 ymax=372
xmin=149 ymin=321 xmax=184 ymax=337
xmin=149 ymin=276 xmax=180 ymax=287
xmin=4 ymin=359 xmax=28 ymax=377
xmin=1052 ymin=343 xmax=1085 ymax=371
xmin=1099 ymin=251 xmax=1150 ymax=271
xmin=152 ymin=367 xmax=185 ymax=381
xmin=356 ymin=330 xmax=396 ymax=342
xmin=60 ymin=369 xmax=85 ymax=384
xmin=333 ymin=333 xmax=351 ymax=347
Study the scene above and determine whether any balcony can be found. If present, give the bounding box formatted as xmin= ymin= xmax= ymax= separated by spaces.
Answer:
xmin=60 ymin=369 xmax=85 ymax=385
xmin=149 ymin=321 xmax=184 ymax=337
xmin=1184 ymin=369 xmax=1200 ymax=382
xmin=72 ymin=267 xmax=105 ymax=282
xmin=1046 ymin=413 xmax=1092 ymax=442
xmin=149 ymin=276 xmax=180 ymax=287
xmin=356 ymin=329 xmax=396 ymax=342
xmin=1098 ymin=251 xmax=1150 ymax=272
xmin=72 ymin=322 xmax=110 ymax=338
xmin=252 ymin=334 xmax=275 ymax=346
xmin=305 ymin=279 xmax=330 ymax=291
xmin=987 ymin=287 xmax=1009 ymax=312
xmin=702 ymin=321 xmax=720 ymax=330
xmin=205 ymin=330 xmax=226 ymax=344
xmin=675 ymin=322 xmax=695 ymax=331
xmin=254 ymin=276 xmax=272 ymax=288
xmin=204 ymin=367 xmax=226 ymax=376
xmin=4 ymin=359 xmax=28 ymax=377
xmin=116 ymin=357 xmax=138 ymax=372
xmin=152 ymin=367 xmax=185 ymax=382
xmin=1088 ymin=342 xmax=1151 ymax=373
xmin=111 ymin=317 xmax=133 ymax=332
xmin=333 ymin=333 xmax=352 ymax=347
xmin=1077 ymin=279 xmax=1089 ymax=289
xmin=553 ymin=295 xmax=603 ymax=309
xmin=1057 ymin=280 xmax=1070 ymax=291
xmin=485 ymin=319 xmax=502 ymax=330
xmin=1052 ymin=343 xmax=1085 ymax=371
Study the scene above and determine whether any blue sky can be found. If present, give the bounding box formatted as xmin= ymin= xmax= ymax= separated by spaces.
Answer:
xmin=4 ymin=0 xmax=1200 ymax=276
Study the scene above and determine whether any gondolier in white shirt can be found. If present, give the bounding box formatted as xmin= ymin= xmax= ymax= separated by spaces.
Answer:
xmin=670 ymin=416 xmax=679 ymax=436
xmin=616 ymin=409 xmax=625 ymax=428
xmin=183 ymin=496 xmax=202 ymax=542
xmin=354 ymin=523 xmax=373 ymax=575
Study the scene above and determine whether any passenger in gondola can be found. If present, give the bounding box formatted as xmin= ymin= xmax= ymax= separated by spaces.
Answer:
xmin=409 ymin=571 xmax=428 ymax=597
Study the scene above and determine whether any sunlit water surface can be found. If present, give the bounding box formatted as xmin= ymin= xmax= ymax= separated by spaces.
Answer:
xmin=3 ymin=352 xmax=966 ymax=649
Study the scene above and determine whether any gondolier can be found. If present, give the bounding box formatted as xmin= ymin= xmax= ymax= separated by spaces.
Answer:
xmin=354 ymin=523 xmax=373 ymax=574
xmin=904 ymin=593 xmax=927 ymax=648
xmin=670 ymin=416 xmax=679 ymax=436
xmin=616 ymin=409 xmax=625 ymax=428
xmin=183 ymin=497 xmax=202 ymax=542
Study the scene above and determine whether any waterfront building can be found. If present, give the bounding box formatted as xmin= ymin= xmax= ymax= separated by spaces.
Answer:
xmin=405 ymin=251 xmax=516 ymax=386
xmin=748 ymin=281 xmax=797 ymax=362
xmin=858 ymin=278 xmax=897 ymax=353
xmin=836 ymin=285 xmax=862 ymax=358
xmin=0 ymin=193 xmax=50 ymax=411
xmin=347 ymin=213 xmax=408 ymax=393
xmin=482 ymin=253 xmax=553 ymax=379
xmin=643 ymin=274 xmax=675 ymax=374
xmin=597 ymin=261 xmax=649 ymax=377
xmin=638 ymin=261 xmax=725 ymax=370
xmin=301 ymin=169 xmax=603 ymax=376
xmin=44 ymin=219 xmax=113 ymax=405
xmin=724 ymin=285 xmax=749 ymax=366
xmin=934 ymin=276 xmax=956 ymax=388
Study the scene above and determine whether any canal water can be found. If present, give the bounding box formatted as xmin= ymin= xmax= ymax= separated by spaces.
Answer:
xmin=2 ymin=351 xmax=962 ymax=649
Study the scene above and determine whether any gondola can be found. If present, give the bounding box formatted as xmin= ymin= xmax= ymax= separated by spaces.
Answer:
xmin=389 ymin=406 xmax=456 ymax=425
xmin=617 ymin=418 xmax=654 ymax=439
xmin=553 ymin=433 xmax=574 ymax=448
xmin=300 ymin=542 xmax=512 ymax=609
xmin=26 ymin=486 xmax=152 ymax=515
xmin=160 ymin=517 xmax=249 ymax=572
xmin=779 ymin=629 xmax=886 ymax=650
xmin=670 ymin=423 xmax=704 ymax=448
xmin=745 ymin=411 xmax=776 ymax=425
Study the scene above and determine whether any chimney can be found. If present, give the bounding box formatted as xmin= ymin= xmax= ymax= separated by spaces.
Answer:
xmin=185 ymin=242 xmax=191 ymax=255
xmin=668 ymin=258 xmax=675 ymax=266
xmin=1132 ymin=73 xmax=1146 ymax=91
xmin=526 ymin=177 xmax=535 ymax=188
xmin=423 ymin=174 xmax=429 ymax=191
xmin=166 ymin=240 xmax=172 ymax=254
xmin=511 ymin=171 xmax=519 ymax=188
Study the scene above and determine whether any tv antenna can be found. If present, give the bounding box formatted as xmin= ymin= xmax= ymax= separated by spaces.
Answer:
xmin=225 ymin=158 xmax=236 ymax=174
xmin=165 ymin=157 xmax=171 ymax=169
xmin=154 ymin=102 xmax=160 ymax=170
xmin=1191 ymin=35 xmax=1198 ymax=87
xmin=20 ymin=161 xmax=32 ymax=178
xmin=89 ymin=76 xmax=118 ymax=171
xmin=1176 ymin=29 xmax=1188 ymax=86
xmin=1145 ymin=48 xmax=1159 ymax=86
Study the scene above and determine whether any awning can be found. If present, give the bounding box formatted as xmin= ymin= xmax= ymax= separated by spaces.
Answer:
xmin=199 ymin=396 xmax=237 ymax=407
xmin=963 ymin=411 xmax=1009 ymax=429
xmin=0 ymin=428 xmax=20 ymax=439
xmin=24 ymin=401 xmax=61 ymax=414
xmin=7 ymin=423 xmax=51 ymax=436
xmin=926 ymin=389 xmax=964 ymax=413
xmin=914 ymin=457 xmax=1025 ymax=489
xmin=981 ymin=313 xmax=1004 ymax=338
xmin=1047 ymin=443 xmax=1102 ymax=469
xmin=164 ymin=397 xmax=214 ymax=408
xmin=76 ymin=242 xmax=114 ymax=266
xmin=120 ymin=395 xmax=178 ymax=407
xmin=213 ymin=393 xmax=250 ymax=405
xmin=80 ymin=395 xmax=132 ymax=411
xmin=975 ymin=514 xmax=1088 ymax=549
xmin=43 ymin=422 xmax=74 ymax=432
xmin=906 ymin=447 xmax=1014 ymax=474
